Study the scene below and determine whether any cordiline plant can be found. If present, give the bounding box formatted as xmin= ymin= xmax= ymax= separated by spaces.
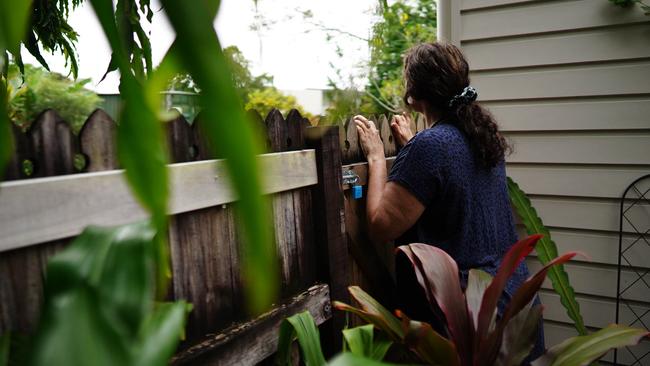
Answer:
xmin=333 ymin=235 xmax=649 ymax=366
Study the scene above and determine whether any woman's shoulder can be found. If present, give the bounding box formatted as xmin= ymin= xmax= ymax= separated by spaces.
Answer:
xmin=409 ymin=123 xmax=465 ymax=152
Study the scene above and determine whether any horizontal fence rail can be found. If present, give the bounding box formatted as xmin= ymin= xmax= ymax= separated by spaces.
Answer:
xmin=0 ymin=150 xmax=317 ymax=252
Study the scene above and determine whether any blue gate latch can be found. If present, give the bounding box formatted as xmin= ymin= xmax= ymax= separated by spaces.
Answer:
xmin=342 ymin=169 xmax=362 ymax=200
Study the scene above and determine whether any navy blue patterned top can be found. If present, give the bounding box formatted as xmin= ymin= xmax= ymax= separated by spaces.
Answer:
xmin=388 ymin=122 xmax=530 ymax=306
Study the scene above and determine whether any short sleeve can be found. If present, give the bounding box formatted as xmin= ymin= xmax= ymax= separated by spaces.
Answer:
xmin=388 ymin=131 xmax=445 ymax=206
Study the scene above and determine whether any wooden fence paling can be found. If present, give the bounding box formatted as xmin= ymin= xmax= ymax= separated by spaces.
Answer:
xmin=0 ymin=109 xmax=117 ymax=333
xmin=165 ymin=110 xmax=238 ymax=340
xmin=288 ymin=110 xmax=317 ymax=295
xmin=306 ymin=126 xmax=352 ymax=355
xmin=0 ymin=106 xmax=411 ymax=361
xmin=79 ymin=109 xmax=118 ymax=171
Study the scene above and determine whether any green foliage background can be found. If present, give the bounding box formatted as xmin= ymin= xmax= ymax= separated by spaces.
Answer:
xmin=323 ymin=0 xmax=437 ymax=122
xmin=7 ymin=64 xmax=101 ymax=134
xmin=167 ymin=46 xmax=312 ymax=119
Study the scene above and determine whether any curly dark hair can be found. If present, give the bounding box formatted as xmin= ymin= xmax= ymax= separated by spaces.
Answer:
xmin=403 ymin=42 xmax=509 ymax=168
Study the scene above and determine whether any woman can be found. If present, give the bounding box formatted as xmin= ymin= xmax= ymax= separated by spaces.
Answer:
xmin=354 ymin=42 xmax=544 ymax=359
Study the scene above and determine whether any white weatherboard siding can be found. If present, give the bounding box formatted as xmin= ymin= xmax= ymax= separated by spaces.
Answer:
xmin=439 ymin=1 xmax=650 ymax=363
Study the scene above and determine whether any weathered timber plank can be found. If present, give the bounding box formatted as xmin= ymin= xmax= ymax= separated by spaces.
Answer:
xmin=0 ymin=240 xmax=67 ymax=333
xmin=171 ymin=284 xmax=331 ymax=366
xmin=0 ymin=110 xmax=85 ymax=334
xmin=306 ymin=126 xmax=352 ymax=355
xmin=3 ymin=124 xmax=30 ymax=180
xmin=169 ymin=204 xmax=244 ymax=343
xmin=165 ymin=112 xmax=194 ymax=163
xmin=29 ymin=110 xmax=77 ymax=178
xmin=343 ymin=192 xmax=396 ymax=308
xmin=79 ymin=109 xmax=118 ymax=172
xmin=0 ymin=150 xmax=318 ymax=252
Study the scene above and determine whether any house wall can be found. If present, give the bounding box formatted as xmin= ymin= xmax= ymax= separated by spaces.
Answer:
xmin=438 ymin=1 xmax=650 ymax=363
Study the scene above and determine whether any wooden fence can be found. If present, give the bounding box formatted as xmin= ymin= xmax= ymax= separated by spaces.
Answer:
xmin=0 ymin=108 xmax=423 ymax=364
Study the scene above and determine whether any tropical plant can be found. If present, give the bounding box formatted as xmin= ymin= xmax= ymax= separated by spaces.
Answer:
xmin=7 ymin=63 xmax=101 ymax=133
xmin=507 ymin=178 xmax=588 ymax=337
xmin=276 ymin=311 xmax=393 ymax=366
xmin=277 ymin=235 xmax=649 ymax=366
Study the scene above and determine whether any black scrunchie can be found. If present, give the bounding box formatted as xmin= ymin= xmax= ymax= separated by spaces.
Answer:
xmin=448 ymin=86 xmax=478 ymax=109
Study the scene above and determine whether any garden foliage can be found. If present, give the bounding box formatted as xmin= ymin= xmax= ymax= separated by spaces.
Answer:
xmin=507 ymin=178 xmax=588 ymax=336
xmin=278 ymin=236 xmax=649 ymax=366
xmin=6 ymin=64 xmax=101 ymax=134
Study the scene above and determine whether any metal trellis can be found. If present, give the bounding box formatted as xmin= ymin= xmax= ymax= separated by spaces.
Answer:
xmin=615 ymin=174 xmax=650 ymax=366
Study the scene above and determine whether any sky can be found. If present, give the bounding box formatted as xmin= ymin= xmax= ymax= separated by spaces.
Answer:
xmin=20 ymin=0 xmax=378 ymax=94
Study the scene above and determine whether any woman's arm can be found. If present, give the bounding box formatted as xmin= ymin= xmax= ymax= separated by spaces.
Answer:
xmin=355 ymin=115 xmax=425 ymax=244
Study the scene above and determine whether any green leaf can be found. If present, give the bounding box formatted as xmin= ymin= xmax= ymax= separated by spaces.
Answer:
xmin=507 ymin=177 xmax=588 ymax=336
xmin=31 ymin=222 xmax=188 ymax=366
xmin=342 ymin=325 xmax=392 ymax=361
xmin=89 ymin=0 xmax=171 ymax=296
xmin=0 ymin=0 xmax=32 ymax=54
xmin=133 ymin=302 xmax=192 ymax=366
xmin=276 ymin=311 xmax=327 ymax=366
xmin=159 ymin=0 xmax=278 ymax=314
xmin=44 ymin=222 xmax=157 ymax=328
xmin=29 ymin=287 xmax=132 ymax=366
xmin=96 ymin=222 xmax=157 ymax=333
xmin=328 ymin=353 xmax=402 ymax=366
xmin=531 ymin=325 xmax=649 ymax=366
xmin=346 ymin=286 xmax=404 ymax=340
xmin=0 ymin=333 xmax=9 ymax=366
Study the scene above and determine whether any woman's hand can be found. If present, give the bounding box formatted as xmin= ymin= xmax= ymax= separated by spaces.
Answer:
xmin=390 ymin=113 xmax=414 ymax=147
xmin=354 ymin=115 xmax=385 ymax=163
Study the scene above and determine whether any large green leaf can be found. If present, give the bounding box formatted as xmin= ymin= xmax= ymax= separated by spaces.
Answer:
xmin=0 ymin=333 xmax=9 ymax=366
xmin=342 ymin=325 xmax=392 ymax=361
xmin=507 ymin=177 xmax=588 ymax=336
xmin=347 ymin=286 xmax=404 ymax=340
xmin=44 ymin=223 xmax=156 ymax=335
xmin=276 ymin=311 xmax=327 ymax=366
xmin=531 ymin=325 xmax=649 ymax=366
xmin=30 ymin=223 xmax=189 ymax=366
xmin=159 ymin=0 xmax=278 ymax=314
xmin=0 ymin=0 xmax=32 ymax=55
xmin=89 ymin=0 xmax=170 ymax=296
xmin=0 ymin=0 xmax=31 ymax=180
xmin=29 ymin=287 xmax=132 ymax=366
xmin=133 ymin=302 xmax=192 ymax=366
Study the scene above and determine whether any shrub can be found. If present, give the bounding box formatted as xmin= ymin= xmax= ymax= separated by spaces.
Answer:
xmin=7 ymin=64 xmax=101 ymax=134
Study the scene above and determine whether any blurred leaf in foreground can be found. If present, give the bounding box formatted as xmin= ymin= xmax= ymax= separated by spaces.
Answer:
xmin=160 ymin=0 xmax=279 ymax=314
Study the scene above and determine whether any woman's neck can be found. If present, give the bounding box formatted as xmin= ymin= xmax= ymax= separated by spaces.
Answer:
xmin=424 ymin=109 xmax=440 ymax=128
